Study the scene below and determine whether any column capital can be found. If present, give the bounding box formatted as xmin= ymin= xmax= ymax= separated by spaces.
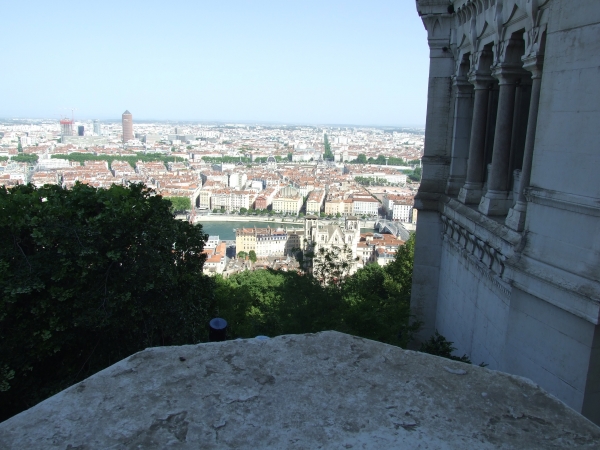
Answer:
xmin=522 ymin=54 xmax=544 ymax=79
xmin=452 ymin=75 xmax=473 ymax=95
xmin=468 ymin=72 xmax=495 ymax=89
xmin=491 ymin=64 xmax=528 ymax=85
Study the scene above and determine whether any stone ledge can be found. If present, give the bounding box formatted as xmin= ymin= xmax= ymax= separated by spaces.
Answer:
xmin=1 ymin=331 xmax=599 ymax=449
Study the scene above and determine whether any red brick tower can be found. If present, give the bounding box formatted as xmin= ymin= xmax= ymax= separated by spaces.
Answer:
xmin=122 ymin=110 xmax=133 ymax=143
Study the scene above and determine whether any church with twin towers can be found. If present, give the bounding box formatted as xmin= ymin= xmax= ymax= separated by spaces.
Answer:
xmin=412 ymin=0 xmax=600 ymax=424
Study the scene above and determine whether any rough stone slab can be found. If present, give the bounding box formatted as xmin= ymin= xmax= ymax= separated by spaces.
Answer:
xmin=1 ymin=331 xmax=599 ymax=449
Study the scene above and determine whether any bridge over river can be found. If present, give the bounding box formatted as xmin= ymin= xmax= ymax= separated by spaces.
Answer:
xmin=374 ymin=219 xmax=411 ymax=241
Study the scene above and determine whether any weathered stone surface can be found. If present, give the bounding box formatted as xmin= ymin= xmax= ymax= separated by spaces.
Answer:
xmin=1 ymin=331 xmax=599 ymax=449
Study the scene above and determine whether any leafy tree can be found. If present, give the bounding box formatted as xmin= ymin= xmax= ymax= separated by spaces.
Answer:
xmin=311 ymin=244 xmax=354 ymax=287
xmin=11 ymin=154 xmax=38 ymax=164
xmin=341 ymin=263 xmax=419 ymax=347
xmin=164 ymin=196 xmax=191 ymax=212
xmin=356 ymin=153 xmax=367 ymax=164
xmin=409 ymin=166 xmax=422 ymax=182
xmin=237 ymin=251 xmax=248 ymax=259
xmin=375 ymin=155 xmax=386 ymax=165
xmin=0 ymin=183 xmax=214 ymax=421
xmin=323 ymin=134 xmax=333 ymax=160
xmin=240 ymin=207 xmax=248 ymax=215
xmin=201 ymin=156 xmax=252 ymax=164
xmin=387 ymin=156 xmax=406 ymax=166
xmin=212 ymin=235 xmax=419 ymax=347
xmin=384 ymin=233 xmax=415 ymax=298
xmin=419 ymin=331 xmax=471 ymax=363
xmin=52 ymin=153 xmax=185 ymax=168
xmin=248 ymin=250 xmax=257 ymax=263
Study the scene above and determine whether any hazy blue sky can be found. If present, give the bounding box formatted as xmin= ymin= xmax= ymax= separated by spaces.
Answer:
xmin=1 ymin=1 xmax=429 ymax=126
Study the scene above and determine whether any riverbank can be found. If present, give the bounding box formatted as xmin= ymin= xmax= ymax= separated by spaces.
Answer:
xmin=189 ymin=214 xmax=376 ymax=229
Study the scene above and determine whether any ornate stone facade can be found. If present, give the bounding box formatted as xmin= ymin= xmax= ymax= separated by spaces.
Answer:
xmin=413 ymin=0 xmax=600 ymax=424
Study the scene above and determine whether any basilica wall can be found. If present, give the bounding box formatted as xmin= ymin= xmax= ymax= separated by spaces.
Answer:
xmin=412 ymin=0 xmax=600 ymax=424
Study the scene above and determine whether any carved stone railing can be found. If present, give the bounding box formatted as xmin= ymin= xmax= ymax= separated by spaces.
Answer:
xmin=441 ymin=214 xmax=507 ymax=278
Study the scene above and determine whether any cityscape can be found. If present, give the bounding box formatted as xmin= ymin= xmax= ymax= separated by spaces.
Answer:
xmin=0 ymin=112 xmax=424 ymax=276
xmin=2 ymin=0 xmax=600 ymax=444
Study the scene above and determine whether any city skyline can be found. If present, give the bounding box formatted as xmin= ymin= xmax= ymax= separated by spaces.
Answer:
xmin=1 ymin=1 xmax=429 ymax=127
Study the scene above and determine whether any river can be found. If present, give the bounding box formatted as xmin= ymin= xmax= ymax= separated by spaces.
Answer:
xmin=196 ymin=220 xmax=374 ymax=241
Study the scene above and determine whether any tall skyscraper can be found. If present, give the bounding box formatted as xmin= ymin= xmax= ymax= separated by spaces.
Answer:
xmin=60 ymin=119 xmax=73 ymax=138
xmin=122 ymin=110 xmax=133 ymax=143
xmin=93 ymin=119 xmax=102 ymax=136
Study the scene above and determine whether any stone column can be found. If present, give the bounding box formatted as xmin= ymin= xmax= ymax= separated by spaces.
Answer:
xmin=457 ymin=74 xmax=493 ymax=204
xmin=446 ymin=76 xmax=474 ymax=196
xmin=478 ymin=67 xmax=521 ymax=216
xmin=505 ymin=55 xmax=544 ymax=230
xmin=411 ymin=0 xmax=455 ymax=345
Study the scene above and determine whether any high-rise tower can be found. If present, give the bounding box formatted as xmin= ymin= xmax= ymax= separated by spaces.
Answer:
xmin=60 ymin=119 xmax=73 ymax=138
xmin=122 ymin=110 xmax=133 ymax=143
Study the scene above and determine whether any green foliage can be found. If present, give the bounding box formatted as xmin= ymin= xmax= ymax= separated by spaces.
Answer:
xmin=0 ymin=156 xmax=8 ymax=162
xmin=237 ymin=251 xmax=248 ymax=259
xmin=348 ymin=155 xmax=406 ymax=166
xmin=214 ymin=234 xmax=418 ymax=347
xmin=165 ymin=196 xmax=191 ymax=212
xmin=52 ymin=153 xmax=185 ymax=167
xmin=0 ymin=183 xmax=214 ymax=421
xmin=419 ymin=331 xmax=471 ymax=364
xmin=248 ymin=250 xmax=257 ymax=263
xmin=201 ymin=156 xmax=252 ymax=164
xmin=11 ymin=154 xmax=38 ymax=163
xmin=310 ymin=244 xmax=353 ymax=287
xmin=355 ymin=153 xmax=367 ymax=164
xmin=323 ymin=134 xmax=333 ymax=160
xmin=408 ymin=166 xmax=422 ymax=182
xmin=355 ymin=176 xmax=388 ymax=186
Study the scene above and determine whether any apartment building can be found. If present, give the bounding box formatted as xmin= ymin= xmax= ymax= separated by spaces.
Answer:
xmin=272 ymin=185 xmax=303 ymax=215
xmin=383 ymin=194 xmax=414 ymax=222
xmin=306 ymin=189 xmax=325 ymax=215
xmin=352 ymin=195 xmax=379 ymax=216
xmin=256 ymin=231 xmax=288 ymax=257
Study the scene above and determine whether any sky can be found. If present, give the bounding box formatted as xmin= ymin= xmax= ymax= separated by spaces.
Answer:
xmin=1 ymin=1 xmax=429 ymax=127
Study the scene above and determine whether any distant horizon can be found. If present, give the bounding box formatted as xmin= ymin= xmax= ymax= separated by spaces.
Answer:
xmin=0 ymin=116 xmax=425 ymax=129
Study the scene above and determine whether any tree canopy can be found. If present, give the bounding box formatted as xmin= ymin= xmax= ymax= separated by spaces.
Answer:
xmin=214 ymin=234 xmax=419 ymax=347
xmin=11 ymin=154 xmax=38 ymax=163
xmin=0 ymin=183 xmax=214 ymax=421
xmin=323 ymin=134 xmax=334 ymax=160
xmin=248 ymin=250 xmax=257 ymax=263
xmin=165 ymin=196 xmax=192 ymax=212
